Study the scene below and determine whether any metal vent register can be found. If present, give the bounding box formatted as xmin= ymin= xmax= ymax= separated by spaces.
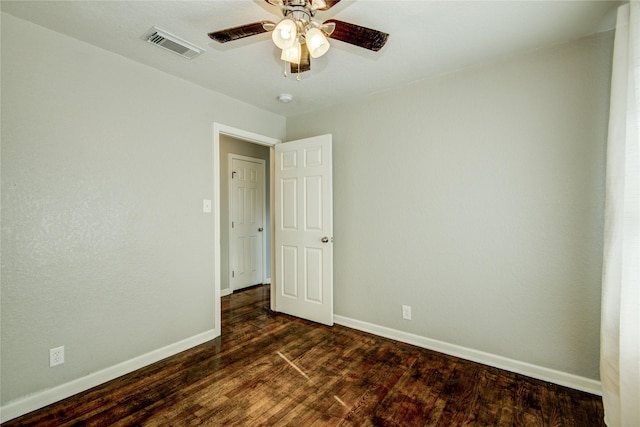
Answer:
xmin=143 ymin=26 xmax=204 ymax=59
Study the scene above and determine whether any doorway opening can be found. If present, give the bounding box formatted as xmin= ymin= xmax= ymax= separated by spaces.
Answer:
xmin=212 ymin=123 xmax=280 ymax=336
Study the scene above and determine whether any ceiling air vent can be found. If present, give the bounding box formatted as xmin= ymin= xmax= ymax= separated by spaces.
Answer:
xmin=142 ymin=26 xmax=204 ymax=59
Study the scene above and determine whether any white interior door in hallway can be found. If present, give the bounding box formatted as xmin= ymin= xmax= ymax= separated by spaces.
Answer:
xmin=275 ymin=135 xmax=334 ymax=326
xmin=229 ymin=155 xmax=266 ymax=291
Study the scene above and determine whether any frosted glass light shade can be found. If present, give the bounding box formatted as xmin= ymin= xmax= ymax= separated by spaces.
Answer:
xmin=272 ymin=19 xmax=297 ymax=49
xmin=281 ymin=42 xmax=302 ymax=64
xmin=305 ymin=27 xmax=330 ymax=58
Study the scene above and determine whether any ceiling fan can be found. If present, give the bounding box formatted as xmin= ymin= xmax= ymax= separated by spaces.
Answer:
xmin=208 ymin=0 xmax=389 ymax=76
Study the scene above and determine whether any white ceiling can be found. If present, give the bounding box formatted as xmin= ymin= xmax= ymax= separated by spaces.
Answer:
xmin=1 ymin=0 xmax=620 ymax=117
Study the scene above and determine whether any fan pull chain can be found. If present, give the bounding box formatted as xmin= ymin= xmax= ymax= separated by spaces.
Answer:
xmin=281 ymin=62 xmax=302 ymax=80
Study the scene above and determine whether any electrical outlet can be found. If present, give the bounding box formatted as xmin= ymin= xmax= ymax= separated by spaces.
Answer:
xmin=50 ymin=346 xmax=64 ymax=367
xmin=402 ymin=305 xmax=412 ymax=320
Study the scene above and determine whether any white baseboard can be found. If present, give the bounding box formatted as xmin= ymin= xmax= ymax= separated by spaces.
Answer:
xmin=222 ymin=282 xmax=268 ymax=297
xmin=0 ymin=329 xmax=219 ymax=423
xmin=334 ymin=315 xmax=602 ymax=396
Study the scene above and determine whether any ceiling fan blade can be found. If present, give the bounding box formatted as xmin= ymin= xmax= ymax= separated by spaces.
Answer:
xmin=290 ymin=43 xmax=311 ymax=74
xmin=208 ymin=21 xmax=276 ymax=43
xmin=323 ymin=19 xmax=389 ymax=52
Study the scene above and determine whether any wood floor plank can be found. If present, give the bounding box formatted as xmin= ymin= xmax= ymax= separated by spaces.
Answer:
xmin=3 ymin=284 xmax=606 ymax=426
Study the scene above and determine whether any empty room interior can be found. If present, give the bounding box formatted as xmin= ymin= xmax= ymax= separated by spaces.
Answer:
xmin=1 ymin=0 xmax=638 ymax=425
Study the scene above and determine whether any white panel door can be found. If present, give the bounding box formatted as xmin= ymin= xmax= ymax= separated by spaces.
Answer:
xmin=230 ymin=156 xmax=265 ymax=291
xmin=275 ymin=135 xmax=333 ymax=326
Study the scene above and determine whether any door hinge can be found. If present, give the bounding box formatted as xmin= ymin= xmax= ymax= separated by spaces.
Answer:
xmin=232 ymin=221 xmax=234 ymax=228
xmin=232 ymin=271 xmax=235 ymax=278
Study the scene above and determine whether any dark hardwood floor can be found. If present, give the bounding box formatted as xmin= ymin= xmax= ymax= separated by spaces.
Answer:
xmin=3 ymin=284 xmax=605 ymax=426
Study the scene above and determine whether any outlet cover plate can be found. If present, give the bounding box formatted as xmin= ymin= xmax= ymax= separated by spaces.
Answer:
xmin=50 ymin=346 xmax=65 ymax=367
xmin=402 ymin=305 xmax=412 ymax=320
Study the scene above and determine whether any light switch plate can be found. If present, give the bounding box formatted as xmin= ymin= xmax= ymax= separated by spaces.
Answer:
xmin=203 ymin=199 xmax=212 ymax=213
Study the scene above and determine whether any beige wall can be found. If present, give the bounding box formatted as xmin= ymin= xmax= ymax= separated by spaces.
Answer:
xmin=219 ymin=135 xmax=271 ymax=294
xmin=0 ymin=12 xmax=285 ymax=406
xmin=287 ymin=31 xmax=614 ymax=380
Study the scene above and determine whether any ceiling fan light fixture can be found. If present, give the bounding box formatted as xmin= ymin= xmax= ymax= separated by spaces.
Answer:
xmin=272 ymin=18 xmax=298 ymax=49
xmin=305 ymin=27 xmax=330 ymax=58
xmin=208 ymin=0 xmax=390 ymax=76
xmin=281 ymin=41 xmax=302 ymax=64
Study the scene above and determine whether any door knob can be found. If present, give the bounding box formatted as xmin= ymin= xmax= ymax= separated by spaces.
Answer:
xmin=321 ymin=237 xmax=330 ymax=243
xmin=258 ymin=228 xmax=264 ymax=232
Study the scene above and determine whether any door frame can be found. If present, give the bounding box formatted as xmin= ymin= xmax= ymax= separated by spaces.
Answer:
xmin=213 ymin=123 xmax=280 ymax=337
xmin=228 ymin=154 xmax=267 ymax=292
